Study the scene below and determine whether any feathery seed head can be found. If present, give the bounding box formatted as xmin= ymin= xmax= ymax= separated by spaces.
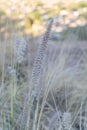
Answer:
xmin=31 ymin=19 xmax=53 ymax=99
xmin=7 ymin=66 xmax=16 ymax=77
xmin=14 ymin=34 xmax=27 ymax=64
xmin=62 ymin=112 xmax=72 ymax=130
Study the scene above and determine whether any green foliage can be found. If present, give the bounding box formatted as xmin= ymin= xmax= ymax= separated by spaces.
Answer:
xmin=67 ymin=1 xmax=87 ymax=10
xmin=61 ymin=24 xmax=87 ymax=40
xmin=0 ymin=10 xmax=5 ymax=16
xmin=80 ymin=12 xmax=87 ymax=19
xmin=78 ymin=1 xmax=87 ymax=8
xmin=24 ymin=10 xmax=43 ymax=33
xmin=48 ymin=8 xmax=61 ymax=17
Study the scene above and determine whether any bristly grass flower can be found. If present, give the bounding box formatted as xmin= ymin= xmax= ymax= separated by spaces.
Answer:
xmin=31 ymin=19 xmax=53 ymax=99
xmin=20 ymin=19 xmax=53 ymax=130
xmin=14 ymin=34 xmax=27 ymax=64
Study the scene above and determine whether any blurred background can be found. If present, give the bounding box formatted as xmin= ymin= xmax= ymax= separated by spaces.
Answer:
xmin=0 ymin=0 xmax=87 ymax=40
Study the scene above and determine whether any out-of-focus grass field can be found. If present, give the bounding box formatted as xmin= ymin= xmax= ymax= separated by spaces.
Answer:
xmin=0 ymin=0 xmax=87 ymax=37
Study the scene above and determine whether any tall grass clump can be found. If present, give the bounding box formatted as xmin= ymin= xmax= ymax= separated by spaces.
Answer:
xmin=0 ymin=17 xmax=87 ymax=130
xmin=20 ymin=19 xmax=53 ymax=130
